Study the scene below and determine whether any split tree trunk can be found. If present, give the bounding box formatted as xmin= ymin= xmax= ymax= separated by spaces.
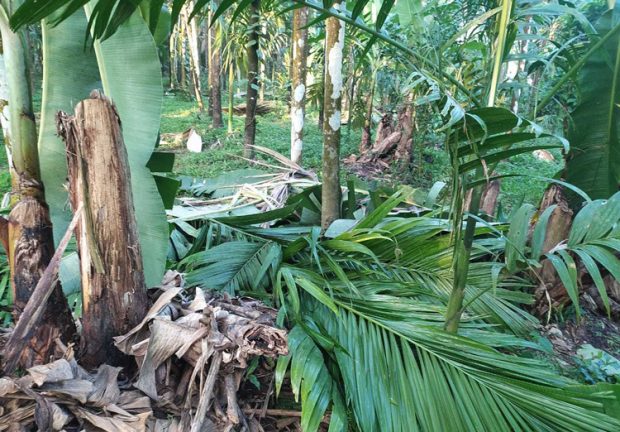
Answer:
xmin=244 ymin=0 xmax=260 ymax=159
xmin=209 ymin=20 xmax=223 ymax=128
xmin=464 ymin=178 xmax=501 ymax=218
xmin=0 ymin=4 xmax=75 ymax=368
xmin=290 ymin=6 xmax=309 ymax=165
xmin=57 ymin=92 xmax=149 ymax=368
xmin=395 ymin=103 xmax=415 ymax=164
xmin=321 ymin=1 xmax=345 ymax=230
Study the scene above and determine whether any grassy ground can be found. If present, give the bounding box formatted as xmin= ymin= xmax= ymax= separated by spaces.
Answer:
xmin=161 ymin=93 xmax=562 ymax=210
xmin=160 ymin=92 xmax=360 ymax=178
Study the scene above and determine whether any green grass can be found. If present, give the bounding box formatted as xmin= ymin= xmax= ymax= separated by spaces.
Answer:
xmin=160 ymin=93 xmax=360 ymax=179
xmin=161 ymin=93 xmax=561 ymax=210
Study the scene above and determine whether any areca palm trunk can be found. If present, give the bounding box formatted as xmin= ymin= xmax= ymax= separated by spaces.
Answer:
xmin=209 ymin=20 xmax=223 ymax=128
xmin=228 ymin=64 xmax=235 ymax=134
xmin=321 ymin=1 xmax=345 ymax=229
xmin=244 ymin=0 xmax=260 ymax=159
xmin=290 ymin=6 xmax=309 ymax=165
xmin=169 ymin=28 xmax=178 ymax=89
xmin=0 ymin=0 xmax=75 ymax=368
xmin=184 ymin=3 xmax=204 ymax=111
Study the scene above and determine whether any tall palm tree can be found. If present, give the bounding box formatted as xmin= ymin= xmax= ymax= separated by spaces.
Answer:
xmin=290 ymin=5 xmax=309 ymax=164
xmin=321 ymin=0 xmax=345 ymax=229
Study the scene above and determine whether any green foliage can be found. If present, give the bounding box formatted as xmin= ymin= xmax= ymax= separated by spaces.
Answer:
xmin=0 ymin=252 xmax=10 ymax=326
xmin=565 ymin=7 xmax=620 ymax=200
xmin=168 ymin=187 xmax=620 ymax=431
xmin=183 ymin=240 xmax=282 ymax=294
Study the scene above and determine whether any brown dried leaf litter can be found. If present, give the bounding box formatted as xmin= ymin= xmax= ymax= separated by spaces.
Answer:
xmin=0 ymin=271 xmax=288 ymax=431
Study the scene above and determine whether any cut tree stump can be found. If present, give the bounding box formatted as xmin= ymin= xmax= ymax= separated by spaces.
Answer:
xmin=56 ymin=91 xmax=148 ymax=368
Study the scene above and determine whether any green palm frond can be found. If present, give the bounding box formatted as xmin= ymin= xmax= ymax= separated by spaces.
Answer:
xmin=276 ymin=325 xmax=348 ymax=432
xmin=182 ymin=239 xmax=282 ymax=294
xmin=278 ymin=273 xmax=620 ymax=432
xmin=297 ymin=214 xmax=538 ymax=334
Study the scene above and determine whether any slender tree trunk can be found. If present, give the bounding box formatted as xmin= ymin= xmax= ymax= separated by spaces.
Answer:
xmin=228 ymin=64 xmax=235 ymax=134
xmin=321 ymin=1 xmax=345 ymax=229
xmin=169 ymin=27 xmax=178 ymax=89
xmin=179 ymin=19 xmax=187 ymax=90
xmin=200 ymin=19 xmax=208 ymax=70
xmin=184 ymin=3 xmax=204 ymax=111
xmin=209 ymin=21 xmax=223 ymax=128
xmin=259 ymin=22 xmax=266 ymax=102
xmin=206 ymin=9 xmax=213 ymax=117
xmin=359 ymin=72 xmax=376 ymax=154
xmin=0 ymin=3 xmax=75 ymax=368
xmin=244 ymin=0 xmax=260 ymax=159
xmin=57 ymin=92 xmax=149 ymax=368
xmin=290 ymin=6 xmax=309 ymax=165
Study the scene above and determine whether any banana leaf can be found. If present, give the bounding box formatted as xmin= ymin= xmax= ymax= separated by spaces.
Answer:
xmin=565 ymin=8 xmax=620 ymax=199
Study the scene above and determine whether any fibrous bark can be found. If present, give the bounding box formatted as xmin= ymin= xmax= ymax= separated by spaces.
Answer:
xmin=2 ymin=205 xmax=81 ymax=374
xmin=244 ymin=0 xmax=260 ymax=159
xmin=321 ymin=1 xmax=345 ymax=229
xmin=290 ymin=6 xmax=309 ymax=165
xmin=57 ymin=92 xmax=149 ymax=368
xmin=464 ymin=178 xmax=501 ymax=218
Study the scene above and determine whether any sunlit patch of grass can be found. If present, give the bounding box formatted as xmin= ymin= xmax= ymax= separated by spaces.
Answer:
xmin=161 ymin=94 xmax=563 ymax=209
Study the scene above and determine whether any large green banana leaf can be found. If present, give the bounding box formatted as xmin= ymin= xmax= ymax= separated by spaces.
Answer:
xmin=38 ymin=5 xmax=167 ymax=287
xmin=565 ymin=9 xmax=620 ymax=199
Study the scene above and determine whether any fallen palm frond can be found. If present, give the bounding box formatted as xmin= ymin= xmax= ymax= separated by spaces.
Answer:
xmin=0 ymin=271 xmax=288 ymax=431
xmin=169 ymin=147 xmax=320 ymax=224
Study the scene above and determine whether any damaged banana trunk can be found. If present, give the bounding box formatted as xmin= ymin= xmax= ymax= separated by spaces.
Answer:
xmin=57 ymin=91 xmax=149 ymax=369
xmin=0 ymin=3 xmax=75 ymax=370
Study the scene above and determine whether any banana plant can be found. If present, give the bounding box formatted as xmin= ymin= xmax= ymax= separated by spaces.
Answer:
xmin=564 ymin=6 xmax=620 ymax=200
xmin=38 ymin=4 xmax=170 ymax=288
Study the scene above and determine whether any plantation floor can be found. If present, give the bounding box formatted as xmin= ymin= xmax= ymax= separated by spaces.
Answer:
xmin=161 ymin=93 xmax=563 ymax=211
